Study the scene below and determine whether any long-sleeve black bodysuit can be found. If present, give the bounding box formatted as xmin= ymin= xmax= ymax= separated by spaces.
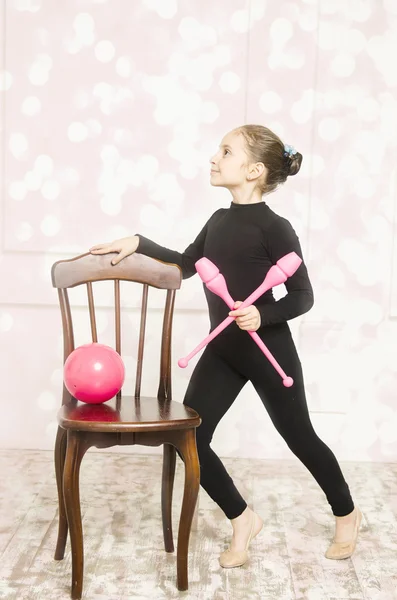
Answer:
xmin=136 ymin=201 xmax=354 ymax=518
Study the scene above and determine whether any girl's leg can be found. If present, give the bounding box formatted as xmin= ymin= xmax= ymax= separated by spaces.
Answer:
xmin=242 ymin=325 xmax=360 ymax=557
xmin=249 ymin=334 xmax=354 ymax=518
xmin=183 ymin=343 xmax=249 ymax=519
xmin=183 ymin=342 xmax=264 ymax=565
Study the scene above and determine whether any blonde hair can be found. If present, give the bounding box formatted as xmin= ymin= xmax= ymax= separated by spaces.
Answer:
xmin=236 ymin=125 xmax=303 ymax=195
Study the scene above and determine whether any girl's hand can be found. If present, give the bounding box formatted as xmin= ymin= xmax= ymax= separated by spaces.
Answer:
xmin=89 ymin=236 xmax=139 ymax=265
xmin=229 ymin=301 xmax=261 ymax=331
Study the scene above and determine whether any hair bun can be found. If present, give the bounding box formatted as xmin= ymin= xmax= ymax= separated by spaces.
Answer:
xmin=287 ymin=152 xmax=303 ymax=177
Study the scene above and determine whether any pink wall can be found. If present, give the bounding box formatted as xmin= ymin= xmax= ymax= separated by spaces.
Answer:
xmin=1 ymin=0 xmax=397 ymax=461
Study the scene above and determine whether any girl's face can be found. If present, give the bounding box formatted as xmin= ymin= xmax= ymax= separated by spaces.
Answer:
xmin=210 ymin=130 xmax=260 ymax=190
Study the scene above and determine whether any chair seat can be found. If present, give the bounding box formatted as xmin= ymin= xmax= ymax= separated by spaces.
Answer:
xmin=58 ymin=395 xmax=201 ymax=433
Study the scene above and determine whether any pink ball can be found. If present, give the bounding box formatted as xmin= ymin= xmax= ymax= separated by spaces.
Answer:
xmin=64 ymin=343 xmax=125 ymax=404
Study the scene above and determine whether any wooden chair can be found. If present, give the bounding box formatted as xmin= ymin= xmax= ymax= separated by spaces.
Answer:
xmin=51 ymin=251 xmax=201 ymax=600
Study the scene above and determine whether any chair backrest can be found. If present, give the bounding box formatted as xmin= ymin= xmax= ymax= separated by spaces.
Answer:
xmin=51 ymin=252 xmax=182 ymax=406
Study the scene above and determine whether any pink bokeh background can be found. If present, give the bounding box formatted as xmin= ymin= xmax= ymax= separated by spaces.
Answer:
xmin=1 ymin=0 xmax=397 ymax=461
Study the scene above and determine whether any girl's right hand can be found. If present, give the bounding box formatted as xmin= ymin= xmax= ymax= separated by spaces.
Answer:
xmin=89 ymin=235 xmax=139 ymax=265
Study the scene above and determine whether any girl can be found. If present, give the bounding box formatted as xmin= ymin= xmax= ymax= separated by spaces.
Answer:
xmin=90 ymin=125 xmax=362 ymax=568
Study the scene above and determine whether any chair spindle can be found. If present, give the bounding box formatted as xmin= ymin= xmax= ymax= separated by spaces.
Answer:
xmin=115 ymin=280 xmax=121 ymax=355
xmin=135 ymin=284 xmax=148 ymax=398
xmin=86 ymin=282 xmax=98 ymax=343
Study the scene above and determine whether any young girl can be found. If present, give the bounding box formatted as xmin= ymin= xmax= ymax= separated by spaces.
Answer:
xmin=90 ymin=125 xmax=362 ymax=568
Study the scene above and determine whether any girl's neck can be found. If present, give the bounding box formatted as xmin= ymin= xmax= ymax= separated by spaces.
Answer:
xmin=229 ymin=187 xmax=263 ymax=205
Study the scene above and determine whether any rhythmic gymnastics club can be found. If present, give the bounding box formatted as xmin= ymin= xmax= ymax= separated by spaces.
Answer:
xmin=193 ymin=257 xmax=295 ymax=387
xmin=177 ymin=252 xmax=301 ymax=376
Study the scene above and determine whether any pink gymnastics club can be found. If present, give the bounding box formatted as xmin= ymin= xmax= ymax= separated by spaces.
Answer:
xmin=193 ymin=258 xmax=295 ymax=387
xmin=178 ymin=252 xmax=302 ymax=375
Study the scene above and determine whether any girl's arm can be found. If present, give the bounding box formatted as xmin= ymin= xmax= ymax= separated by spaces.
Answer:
xmin=135 ymin=209 xmax=224 ymax=279
xmin=255 ymin=218 xmax=314 ymax=327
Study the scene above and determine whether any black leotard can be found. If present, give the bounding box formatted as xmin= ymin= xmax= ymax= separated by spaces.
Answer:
xmin=135 ymin=201 xmax=354 ymax=520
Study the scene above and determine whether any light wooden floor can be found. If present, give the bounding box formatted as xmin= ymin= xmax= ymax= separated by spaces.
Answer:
xmin=0 ymin=449 xmax=396 ymax=600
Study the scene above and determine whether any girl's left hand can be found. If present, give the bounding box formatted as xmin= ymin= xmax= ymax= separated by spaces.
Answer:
xmin=229 ymin=301 xmax=261 ymax=331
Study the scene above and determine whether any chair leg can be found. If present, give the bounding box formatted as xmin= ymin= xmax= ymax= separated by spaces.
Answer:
xmin=162 ymin=443 xmax=176 ymax=553
xmin=174 ymin=428 xmax=200 ymax=592
xmin=63 ymin=430 xmax=90 ymax=600
xmin=54 ymin=426 xmax=68 ymax=560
